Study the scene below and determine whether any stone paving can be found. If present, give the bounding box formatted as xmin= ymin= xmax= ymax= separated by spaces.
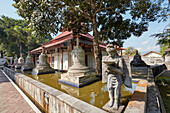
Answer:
xmin=0 ymin=70 xmax=35 ymax=113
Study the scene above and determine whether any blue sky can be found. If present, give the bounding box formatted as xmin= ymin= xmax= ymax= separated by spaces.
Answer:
xmin=0 ymin=0 xmax=169 ymax=55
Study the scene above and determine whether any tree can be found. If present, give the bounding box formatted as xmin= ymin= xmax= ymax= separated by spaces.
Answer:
xmin=13 ymin=0 xmax=169 ymax=75
xmin=124 ymin=46 xmax=140 ymax=56
xmin=0 ymin=16 xmax=52 ymax=57
xmin=151 ymin=24 xmax=170 ymax=57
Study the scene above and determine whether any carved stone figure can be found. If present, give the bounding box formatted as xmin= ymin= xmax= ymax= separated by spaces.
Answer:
xmin=102 ymin=43 xmax=132 ymax=110
xmin=21 ymin=52 xmax=34 ymax=71
xmin=130 ymin=50 xmax=148 ymax=67
xmin=32 ymin=47 xmax=54 ymax=75
xmin=15 ymin=54 xmax=24 ymax=69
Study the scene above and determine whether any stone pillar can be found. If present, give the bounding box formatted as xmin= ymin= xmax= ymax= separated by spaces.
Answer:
xmin=50 ymin=49 xmax=52 ymax=66
xmin=32 ymin=54 xmax=34 ymax=64
xmin=35 ymin=53 xmax=37 ymax=65
xmin=67 ymin=41 xmax=72 ymax=68
xmin=61 ymin=47 xmax=63 ymax=70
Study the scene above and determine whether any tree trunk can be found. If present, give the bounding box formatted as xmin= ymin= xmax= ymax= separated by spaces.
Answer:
xmin=92 ymin=15 xmax=102 ymax=75
xmin=20 ymin=43 xmax=22 ymax=55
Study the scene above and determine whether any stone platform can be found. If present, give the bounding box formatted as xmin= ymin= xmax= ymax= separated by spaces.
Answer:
xmin=32 ymin=66 xmax=55 ymax=75
xmin=59 ymin=73 xmax=100 ymax=88
xmin=102 ymin=101 xmax=125 ymax=113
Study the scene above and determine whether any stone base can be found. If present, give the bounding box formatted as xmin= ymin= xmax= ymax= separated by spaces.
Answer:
xmin=32 ymin=67 xmax=55 ymax=75
xmin=102 ymin=101 xmax=125 ymax=113
xmin=59 ymin=73 xmax=100 ymax=88
xmin=15 ymin=64 xmax=23 ymax=69
xmin=21 ymin=65 xmax=34 ymax=71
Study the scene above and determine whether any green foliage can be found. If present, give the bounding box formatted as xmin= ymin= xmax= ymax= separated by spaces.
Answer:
xmin=13 ymin=0 xmax=169 ymax=44
xmin=13 ymin=0 xmax=169 ymax=74
xmin=156 ymin=76 xmax=170 ymax=85
xmin=0 ymin=16 xmax=52 ymax=57
xmin=124 ymin=46 xmax=140 ymax=56
xmin=151 ymin=24 xmax=170 ymax=57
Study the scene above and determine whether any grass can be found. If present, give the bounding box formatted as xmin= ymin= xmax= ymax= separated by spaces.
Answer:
xmin=156 ymin=76 xmax=170 ymax=113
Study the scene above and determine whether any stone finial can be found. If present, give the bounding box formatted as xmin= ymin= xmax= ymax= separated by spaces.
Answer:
xmin=28 ymin=51 xmax=31 ymax=56
xmin=42 ymin=46 xmax=46 ymax=54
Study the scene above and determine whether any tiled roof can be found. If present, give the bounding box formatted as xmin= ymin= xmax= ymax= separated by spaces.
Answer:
xmin=31 ymin=31 xmax=126 ymax=53
xmin=143 ymin=51 xmax=161 ymax=56
xmin=52 ymin=31 xmax=73 ymax=41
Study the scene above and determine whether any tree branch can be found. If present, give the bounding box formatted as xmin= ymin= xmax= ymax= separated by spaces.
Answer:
xmin=99 ymin=27 xmax=113 ymax=34
xmin=96 ymin=4 xmax=131 ymax=14
xmin=70 ymin=6 xmax=92 ymax=21
xmin=99 ymin=0 xmax=103 ymax=9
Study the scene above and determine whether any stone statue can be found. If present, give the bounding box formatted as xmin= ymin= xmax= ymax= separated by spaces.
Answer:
xmin=15 ymin=53 xmax=24 ymax=69
xmin=32 ymin=47 xmax=54 ymax=75
xmin=102 ymin=43 xmax=132 ymax=110
xmin=130 ymin=50 xmax=148 ymax=67
xmin=59 ymin=37 xmax=99 ymax=87
xmin=21 ymin=51 xmax=34 ymax=71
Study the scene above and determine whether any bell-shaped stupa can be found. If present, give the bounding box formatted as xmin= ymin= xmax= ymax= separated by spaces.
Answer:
xmin=59 ymin=38 xmax=99 ymax=87
xmin=15 ymin=54 xmax=24 ymax=69
xmin=130 ymin=50 xmax=148 ymax=67
xmin=32 ymin=47 xmax=54 ymax=75
xmin=13 ymin=55 xmax=18 ymax=67
xmin=21 ymin=52 xmax=34 ymax=71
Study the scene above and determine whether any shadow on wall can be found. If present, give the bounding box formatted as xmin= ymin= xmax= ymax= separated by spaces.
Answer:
xmin=151 ymin=64 xmax=167 ymax=77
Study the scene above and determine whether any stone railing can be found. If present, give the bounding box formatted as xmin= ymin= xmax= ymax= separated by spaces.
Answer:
xmin=3 ymin=67 xmax=16 ymax=81
xmin=2 ymin=67 xmax=107 ymax=113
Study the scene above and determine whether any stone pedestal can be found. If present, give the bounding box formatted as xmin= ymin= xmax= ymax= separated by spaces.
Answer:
xmin=21 ymin=54 xmax=34 ymax=71
xmin=32 ymin=49 xmax=54 ymax=75
xmin=102 ymin=101 xmax=124 ymax=113
xmin=59 ymin=46 xmax=99 ymax=87
xmin=15 ymin=55 xmax=24 ymax=69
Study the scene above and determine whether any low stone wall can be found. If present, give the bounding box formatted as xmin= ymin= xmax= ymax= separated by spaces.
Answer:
xmin=4 ymin=66 xmax=163 ymax=113
xmin=3 ymin=67 xmax=107 ymax=113
xmin=124 ymin=79 xmax=148 ymax=113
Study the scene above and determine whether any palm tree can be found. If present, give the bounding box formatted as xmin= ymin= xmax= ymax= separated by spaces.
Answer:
xmin=13 ymin=26 xmax=28 ymax=55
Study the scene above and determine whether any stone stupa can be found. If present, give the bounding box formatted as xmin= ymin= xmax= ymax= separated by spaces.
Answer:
xmin=59 ymin=38 xmax=99 ymax=87
xmin=130 ymin=50 xmax=148 ymax=67
xmin=13 ymin=55 xmax=18 ymax=67
xmin=32 ymin=47 xmax=54 ymax=75
xmin=15 ymin=54 xmax=24 ymax=69
xmin=21 ymin=52 xmax=34 ymax=71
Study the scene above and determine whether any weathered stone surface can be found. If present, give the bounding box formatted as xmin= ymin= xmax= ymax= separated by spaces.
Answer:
xmin=131 ymin=50 xmax=148 ymax=67
xmin=3 ymin=67 xmax=107 ymax=113
xmin=102 ymin=101 xmax=124 ymax=113
xmin=32 ymin=48 xmax=54 ymax=75
xmin=22 ymin=53 xmax=34 ymax=71
xmin=59 ymin=46 xmax=99 ymax=87
xmin=124 ymin=80 xmax=147 ymax=113
xmin=15 ymin=54 xmax=24 ymax=69
xmin=102 ymin=43 xmax=132 ymax=111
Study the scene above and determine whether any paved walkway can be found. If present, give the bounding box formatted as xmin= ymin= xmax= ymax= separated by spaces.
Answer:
xmin=0 ymin=70 xmax=35 ymax=113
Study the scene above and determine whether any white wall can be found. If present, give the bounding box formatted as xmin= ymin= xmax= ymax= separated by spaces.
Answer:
xmin=63 ymin=52 xmax=68 ymax=70
xmin=54 ymin=52 xmax=68 ymax=70
xmin=145 ymin=53 xmax=161 ymax=57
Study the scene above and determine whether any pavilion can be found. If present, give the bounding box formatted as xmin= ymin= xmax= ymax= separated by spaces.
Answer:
xmin=31 ymin=31 xmax=126 ymax=71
